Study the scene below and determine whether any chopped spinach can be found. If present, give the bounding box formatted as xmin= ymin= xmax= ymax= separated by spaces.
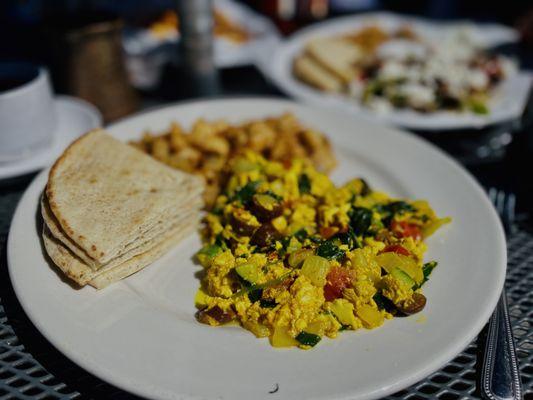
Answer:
xmin=197 ymin=244 xmax=222 ymax=259
xmin=309 ymin=235 xmax=322 ymax=244
xmin=277 ymin=237 xmax=292 ymax=257
xmin=210 ymin=207 xmax=223 ymax=216
xmin=359 ymin=178 xmax=372 ymax=196
xmin=334 ymin=227 xmax=360 ymax=250
xmin=259 ymin=299 xmax=277 ymax=308
xmin=348 ymin=207 xmax=373 ymax=236
xmin=296 ymin=331 xmax=321 ymax=347
xmin=248 ymin=288 xmax=263 ymax=303
xmin=375 ymin=201 xmax=416 ymax=226
xmin=233 ymin=181 xmax=261 ymax=205
xmin=316 ymin=240 xmax=346 ymax=261
xmin=422 ymin=261 xmax=437 ymax=284
xmin=373 ymin=293 xmax=396 ymax=313
xmin=214 ymin=234 xmax=229 ymax=250
xmin=298 ymin=174 xmax=311 ymax=194
xmin=410 ymin=262 xmax=438 ymax=290
xmin=293 ymin=228 xmax=308 ymax=242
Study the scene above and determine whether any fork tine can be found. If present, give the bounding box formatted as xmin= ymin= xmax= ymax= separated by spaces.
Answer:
xmin=505 ymin=193 xmax=516 ymax=234
xmin=487 ymin=187 xmax=516 ymax=233
xmin=488 ymin=187 xmax=497 ymax=205
xmin=497 ymin=190 xmax=506 ymax=217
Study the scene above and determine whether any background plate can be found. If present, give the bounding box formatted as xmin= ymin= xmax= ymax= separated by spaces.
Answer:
xmin=259 ymin=12 xmax=531 ymax=131
xmin=7 ymin=98 xmax=506 ymax=400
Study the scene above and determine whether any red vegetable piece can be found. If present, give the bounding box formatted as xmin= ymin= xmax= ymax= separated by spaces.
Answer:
xmin=319 ymin=226 xmax=338 ymax=240
xmin=391 ymin=220 xmax=422 ymax=241
xmin=323 ymin=266 xmax=352 ymax=301
xmin=380 ymin=244 xmax=410 ymax=256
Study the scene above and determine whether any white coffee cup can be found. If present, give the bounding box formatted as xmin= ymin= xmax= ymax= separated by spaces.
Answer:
xmin=0 ymin=63 xmax=56 ymax=162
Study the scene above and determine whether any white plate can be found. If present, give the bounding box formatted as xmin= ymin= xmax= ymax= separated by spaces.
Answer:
xmin=258 ymin=12 xmax=532 ymax=131
xmin=8 ymin=98 xmax=506 ymax=400
xmin=0 ymin=95 xmax=102 ymax=181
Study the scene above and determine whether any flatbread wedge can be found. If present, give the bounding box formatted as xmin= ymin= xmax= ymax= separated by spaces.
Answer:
xmin=293 ymin=55 xmax=343 ymax=93
xmin=45 ymin=129 xmax=204 ymax=267
xmin=305 ymin=37 xmax=362 ymax=83
xmin=42 ymin=214 xmax=199 ymax=289
xmin=41 ymin=192 xmax=202 ymax=271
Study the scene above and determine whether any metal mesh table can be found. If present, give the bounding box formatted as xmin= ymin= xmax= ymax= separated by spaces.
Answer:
xmin=0 ymin=188 xmax=532 ymax=400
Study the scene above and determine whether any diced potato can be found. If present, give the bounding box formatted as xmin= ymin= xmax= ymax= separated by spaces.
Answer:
xmin=301 ymin=256 xmax=331 ymax=287
xmin=306 ymin=319 xmax=326 ymax=336
xmin=243 ymin=321 xmax=271 ymax=338
xmin=357 ymin=304 xmax=384 ymax=329
xmin=349 ymin=248 xmax=381 ymax=284
xmin=271 ymin=325 xmax=299 ymax=347
xmin=330 ymin=299 xmax=358 ymax=328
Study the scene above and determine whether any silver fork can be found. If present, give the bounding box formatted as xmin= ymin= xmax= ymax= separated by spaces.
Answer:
xmin=481 ymin=188 xmax=522 ymax=400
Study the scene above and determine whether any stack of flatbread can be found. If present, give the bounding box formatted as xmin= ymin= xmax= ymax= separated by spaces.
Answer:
xmin=293 ymin=37 xmax=363 ymax=92
xmin=41 ymin=129 xmax=204 ymax=289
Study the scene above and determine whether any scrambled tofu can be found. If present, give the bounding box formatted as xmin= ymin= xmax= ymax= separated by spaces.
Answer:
xmin=195 ymin=151 xmax=449 ymax=349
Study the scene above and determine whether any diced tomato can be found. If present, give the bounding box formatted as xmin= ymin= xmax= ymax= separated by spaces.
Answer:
xmin=381 ymin=244 xmax=410 ymax=256
xmin=319 ymin=226 xmax=338 ymax=239
xmin=323 ymin=266 xmax=352 ymax=301
xmin=391 ymin=220 xmax=422 ymax=241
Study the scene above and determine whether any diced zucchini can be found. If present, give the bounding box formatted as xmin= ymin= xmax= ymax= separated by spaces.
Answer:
xmin=316 ymin=240 xmax=346 ymax=261
xmin=235 ymin=263 xmax=261 ymax=285
xmin=375 ymin=252 xmax=423 ymax=284
xmin=357 ymin=304 xmax=384 ymax=329
xmin=390 ymin=267 xmax=416 ymax=288
xmin=301 ymin=255 xmax=331 ymax=287
xmin=271 ymin=325 xmax=299 ymax=347
xmin=296 ymin=331 xmax=321 ymax=347
xmin=288 ymin=248 xmax=313 ymax=268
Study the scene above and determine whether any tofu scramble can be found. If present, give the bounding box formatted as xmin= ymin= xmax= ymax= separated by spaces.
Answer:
xmin=195 ymin=151 xmax=450 ymax=349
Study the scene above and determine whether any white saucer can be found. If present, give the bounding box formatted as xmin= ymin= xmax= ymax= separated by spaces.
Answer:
xmin=0 ymin=95 xmax=102 ymax=181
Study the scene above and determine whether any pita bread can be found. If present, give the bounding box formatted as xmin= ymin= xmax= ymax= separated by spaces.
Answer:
xmin=293 ymin=55 xmax=343 ymax=93
xmin=43 ymin=214 xmax=199 ymax=288
xmin=41 ymin=193 xmax=202 ymax=271
xmin=305 ymin=38 xmax=362 ymax=83
xmin=46 ymin=129 xmax=204 ymax=266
